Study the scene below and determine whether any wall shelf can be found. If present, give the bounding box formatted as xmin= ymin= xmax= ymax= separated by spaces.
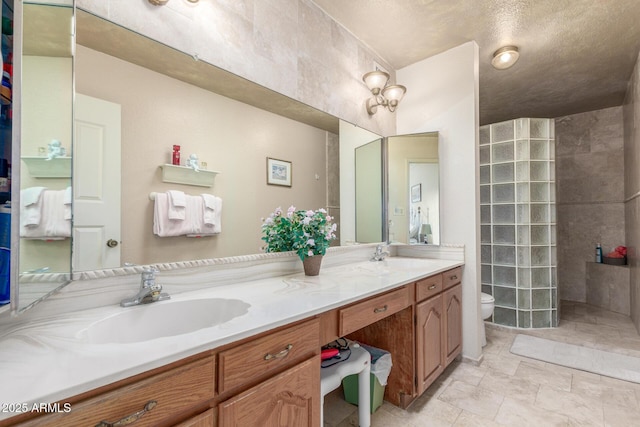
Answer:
xmin=159 ymin=164 xmax=219 ymax=187
xmin=21 ymin=156 xmax=71 ymax=178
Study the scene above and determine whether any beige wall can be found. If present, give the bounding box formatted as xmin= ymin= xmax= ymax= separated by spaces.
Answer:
xmin=76 ymin=46 xmax=330 ymax=265
xmin=624 ymin=50 xmax=640 ymax=332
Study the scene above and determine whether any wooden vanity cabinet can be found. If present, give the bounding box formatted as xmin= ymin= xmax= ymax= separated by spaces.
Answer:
xmin=2 ymin=266 xmax=462 ymax=427
xmin=9 ymin=354 xmax=216 ymax=427
xmin=337 ymin=268 xmax=463 ymax=409
xmin=415 ymin=268 xmax=463 ymax=395
xmin=218 ymin=318 xmax=321 ymax=427
xmin=342 ymin=286 xmax=415 ymax=408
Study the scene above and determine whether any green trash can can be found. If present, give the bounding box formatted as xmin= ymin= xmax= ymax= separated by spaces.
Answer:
xmin=341 ymin=343 xmax=392 ymax=413
xmin=342 ymin=372 xmax=385 ymax=413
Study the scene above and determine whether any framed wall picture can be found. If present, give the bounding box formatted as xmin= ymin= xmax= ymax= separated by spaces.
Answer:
xmin=411 ymin=183 xmax=422 ymax=203
xmin=266 ymin=157 xmax=292 ymax=187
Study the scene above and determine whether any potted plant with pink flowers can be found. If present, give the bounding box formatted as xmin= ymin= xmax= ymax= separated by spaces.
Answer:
xmin=261 ymin=206 xmax=337 ymax=275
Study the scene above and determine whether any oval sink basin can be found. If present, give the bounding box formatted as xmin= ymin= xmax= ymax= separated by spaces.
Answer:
xmin=78 ymin=298 xmax=251 ymax=344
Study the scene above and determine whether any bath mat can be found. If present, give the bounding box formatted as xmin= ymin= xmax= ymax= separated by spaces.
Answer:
xmin=510 ymin=334 xmax=640 ymax=384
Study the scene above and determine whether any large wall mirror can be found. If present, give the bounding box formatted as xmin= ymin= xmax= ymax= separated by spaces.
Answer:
xmin=13 ymin=4 xmax=347 ymax=312
xmin=353 ymin=132 xmax=440 ymax=246
xmin=388 ymin=133 xmax=440 ymax=246
xmin=11 ymin=5 xmax=438 ymax=312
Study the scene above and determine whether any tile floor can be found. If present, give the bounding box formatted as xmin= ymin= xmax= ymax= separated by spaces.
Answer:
xmin=323 ymin=300 xmax=640 ymax=426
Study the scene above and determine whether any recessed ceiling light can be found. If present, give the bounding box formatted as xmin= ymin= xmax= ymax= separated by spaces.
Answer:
xmin=491 ymin=46 xmax=520 ymax=70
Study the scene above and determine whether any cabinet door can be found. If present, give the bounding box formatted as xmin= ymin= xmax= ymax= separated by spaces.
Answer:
xmin=444 ymin=284 xmax=462 ymax=366
xmin=415 ymin=294 xmax=444 ymax=395
xmin=218 ymin=357 xmax=320 ymax=427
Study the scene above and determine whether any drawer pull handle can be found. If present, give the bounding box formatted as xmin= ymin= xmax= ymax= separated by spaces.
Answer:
xmin=374 ymin=305 xmax=388 ymax=314
xmin=450 ymin=275 xmax=458 ymax=280
xmin=95 ymin=400 xmax=157 ymax=427
xmin=264 ymin=344 xmax=293 ymax=360
xmin=428 ymin=284 xmax=437 ymax=290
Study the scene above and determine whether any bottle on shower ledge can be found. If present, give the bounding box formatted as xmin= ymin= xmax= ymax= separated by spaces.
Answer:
xmin=172 ymin=145 xmax=181 ymax=166
xmin=595 ymin=243 xmax=603 ymax=263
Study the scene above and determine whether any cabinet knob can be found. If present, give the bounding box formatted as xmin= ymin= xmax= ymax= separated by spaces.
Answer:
xmin=428 ymin=284 xmax=437 ymax=290
xmin=106 ymin=239 xmax=119 ymax=248
xmin=95 ymin=400 xmax=157 ymax=427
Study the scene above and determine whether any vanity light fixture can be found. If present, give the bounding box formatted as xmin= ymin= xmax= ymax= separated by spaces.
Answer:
xmin=491 ymin=46 xmax=520 ymax=70
xmin=362 ymin=71 xmax=407 ymax=115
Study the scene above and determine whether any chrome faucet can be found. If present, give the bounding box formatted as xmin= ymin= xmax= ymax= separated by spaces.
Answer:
xmin=120 ymin=268 xmax=170 ymax=307
xmin=371 ymin=244 xmax=390 ymax=262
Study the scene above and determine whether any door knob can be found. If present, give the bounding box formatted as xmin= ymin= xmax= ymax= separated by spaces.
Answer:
xmin=106 ymin=239 xmax=119 ymax=248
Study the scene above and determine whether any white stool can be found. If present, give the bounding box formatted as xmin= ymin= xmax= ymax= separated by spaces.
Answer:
xmin=320 ymin=344 xmax=371 ymax=427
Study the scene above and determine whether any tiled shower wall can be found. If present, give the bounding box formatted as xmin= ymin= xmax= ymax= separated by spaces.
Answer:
xmin=480 ymin=119 xmax=558 ymax=328
xmin=624 ymin=49 xmax=640 ymax=333
xmin=555 ymin=106 xmax=625 ymax=303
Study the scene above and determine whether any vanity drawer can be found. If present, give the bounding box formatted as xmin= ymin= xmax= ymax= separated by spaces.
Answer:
xmin=416 ymin=274 xmax=443 ymax=302
xmin=339 ymin=286 xmax=410 ymax=336
xmin=218 ymin=319 xmax=320 ymax=394
xmin=20 ymin=355 xmax=215 ymax=427
xmin=443 ymin=267 xmax=462 ymax=290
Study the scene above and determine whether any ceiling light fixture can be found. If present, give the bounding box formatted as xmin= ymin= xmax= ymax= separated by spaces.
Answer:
xmin=491 ymin=46 xmax=519 ymax=70
xmin=363 ymin=71 xmax=407 ymax=115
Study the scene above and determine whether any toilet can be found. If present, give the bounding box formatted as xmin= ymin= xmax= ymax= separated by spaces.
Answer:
xmin=480 ymin=292 xmax=495 ymax=347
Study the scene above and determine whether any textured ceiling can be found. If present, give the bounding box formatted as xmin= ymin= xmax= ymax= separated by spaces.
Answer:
xmin=312 ymin=0 xmax=640 ymax=125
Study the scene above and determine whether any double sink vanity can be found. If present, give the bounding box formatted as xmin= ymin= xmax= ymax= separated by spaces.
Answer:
xmin=0 ymin=245 xmax=464 ymax=426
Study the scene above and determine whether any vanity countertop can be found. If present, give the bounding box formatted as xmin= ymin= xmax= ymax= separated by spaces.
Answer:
xmin=0 ymin=256 xmax=462 ymax=419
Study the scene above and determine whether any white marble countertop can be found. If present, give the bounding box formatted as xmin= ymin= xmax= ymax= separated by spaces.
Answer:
xmin=0 ymin=256 xmax=462 ymax=420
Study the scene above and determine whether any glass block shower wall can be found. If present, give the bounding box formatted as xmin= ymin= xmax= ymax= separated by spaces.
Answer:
xmin=479 ymin=118 xmax=558 ymax=328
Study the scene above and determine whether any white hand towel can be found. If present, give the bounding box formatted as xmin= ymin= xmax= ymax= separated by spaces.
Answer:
xmin=201 ymin=194 xmax=216 ymax=225
xmin=211 ymin=196 xmax=222 ymax=233
xmin=22 ymin=187 xmax=46 ymax=206
xmin=44 ymin=189 xmax=71 ymax=238
xmin=20 ymin=189 xmax=70 ymax=239
xmin=154 ymin=193 xmax=185 ymax=236
xmin=201 ymin=194 xmax=216 ymax=210
xmin=63 ymin=186 xmax=72 ymax=220
xmin=167 ymin=190 xmax=186 ymax=220
xmin=20 ymin=187 xmax=47 ymax=227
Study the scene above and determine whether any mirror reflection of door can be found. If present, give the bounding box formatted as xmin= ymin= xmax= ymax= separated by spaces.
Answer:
xmin=73 ymin=94 xmax=121 ymax=271
xmin=409 ymin=162 xmax=439 ymax=245
xmin=355 ymin=138 xmax=383 ymax=243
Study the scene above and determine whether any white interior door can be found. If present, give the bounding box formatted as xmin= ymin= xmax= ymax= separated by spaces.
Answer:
xmin=73 ymin=94 xmax=121 ymax=271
